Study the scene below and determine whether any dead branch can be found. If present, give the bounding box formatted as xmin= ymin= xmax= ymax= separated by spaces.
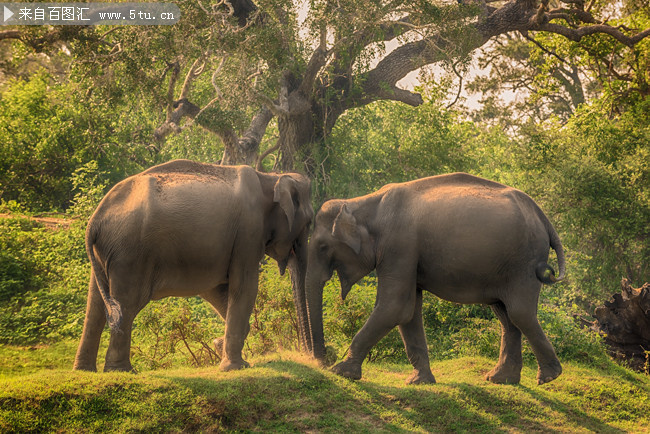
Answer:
xmin=594 ymin=279 xmax=650 ymax=373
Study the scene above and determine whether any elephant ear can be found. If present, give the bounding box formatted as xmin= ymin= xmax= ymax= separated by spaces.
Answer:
xmin=273 ymin=175 xmax=296 ymax=233
xmin=332 ymin=204 xmax=361 ymax=255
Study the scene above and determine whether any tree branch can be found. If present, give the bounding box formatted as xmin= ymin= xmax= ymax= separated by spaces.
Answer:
xmin=256 ymin=141 xmax=280 ymax=171
xmin=0 ymin=26 xmax=88 ymax=52
xmin=353 ymin=37 xmax=451 ymax=108
xmin=299 ymin=46 xmax=328 ymax=96
xmin=0 ymin=29 xmax=21 ymax=41
xmin=537 ymin=23 xmax=650 ymax=47
xmin=163 ymin=61 xmax=181 ymax=121
xmin=522 ymin=33 xmax=568 ymax=64
xmin=181 ymin=57 xmax=206 ymax=99
xmin=236 ymin=106 xmax=274 ymax=162
xmin=344 ymin=0 xmax=648 ymax=111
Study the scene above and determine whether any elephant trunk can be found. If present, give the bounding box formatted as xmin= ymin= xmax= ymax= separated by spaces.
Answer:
xmin=305 ymin=266 xmax=326 ymax=362
xmin=289 ymin=228 xmax=312 ymax=353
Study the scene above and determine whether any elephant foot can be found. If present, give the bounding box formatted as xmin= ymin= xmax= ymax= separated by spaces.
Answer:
xmin=213 ymin=337 xmax=224 ymax=357
xmin=485 ymin=364 xmax=521 ymax=384
xmin=406 ymin=369 xmax=436 ymax=385
xmin=537 ymin=361 xmax=562 ymax=385
xmin=219 ymin=358 xmax=250 ymax=372
xmin=103 ymin=362 xmax=136 ymax=373
xmin=73 ymin=360 xmax=97 ymax=372
xmin=331 ymin=360 xmax=362 ymax=380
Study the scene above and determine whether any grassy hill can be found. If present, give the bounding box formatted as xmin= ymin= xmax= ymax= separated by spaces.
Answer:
xmin=1 ymin=345 xmax=649 ymax=432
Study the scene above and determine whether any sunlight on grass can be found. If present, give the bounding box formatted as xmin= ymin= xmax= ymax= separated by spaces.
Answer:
xmin=1 ymin=348 xmax=649 ymax=432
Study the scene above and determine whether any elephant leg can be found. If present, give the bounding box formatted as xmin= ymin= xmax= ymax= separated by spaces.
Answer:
xmin=485 ymin=301 xmax=523 ymax=384
xmin=103 ymin=304 xmax=142 ymax=372
xmin=333 ymin=275 xmax=417 ymax=380
xmin=399 ymin=290 xmax=435 ymax=385
xmin=73 ymin=272 xmax=106 ymax=371
xmin=201 ymin=284 xmax=229 ymax=358
xmin=102 ymin=276 xmax=148 ymax=373
xmin=219 ymin=267 xmax=258 ymax=372
xmin=505 ymin=286 xmax=562 ymax=385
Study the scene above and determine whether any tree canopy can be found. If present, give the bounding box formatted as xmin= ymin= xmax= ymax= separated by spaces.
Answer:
xmin=2 ymin=0 xmax=647 ymax=172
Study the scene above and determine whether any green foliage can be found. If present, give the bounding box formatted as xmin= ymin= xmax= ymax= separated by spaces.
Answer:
xmin=126 ymin=260 xmax=305 ymax=371
xmin=422 ymin=297 xmax=497 ymax=361
xmin=321 ymin=278 xmax=608 ymax=366
xmin=520 ymin=96 xmax=650 ymax=301
xmin=469 ymin=8 xmax=649 ymax=126
xmin=67 ymin=161 xmax=109 ymax=220
xmin=1 ymin=80 xmax=627 ymax=371
xmin=321 ymin=81 xmax=649 ymax=310
xmin=0 ymin=3 xmax=647 ymax=378
xmin=321 ymin=276 xmax=405 ymax=363
xmin=315 ymin=93 xmax=475 ymax=202
xmin=0 ymin=217 xmax=87 ymax=344
xmin=0 ymin=72 xmax=151 ymax=212
xmin=0 ymin=73 xmax=86 ymax=210
xmin=247 ymin=261 xmax=302 ymax=355
xmin=0 ymin=216 xmax=43 ymax=303
xmin=131 ymin=297 xmax=223 ymax=371
xmin=536 ymin=303 xmax=607 ymax=365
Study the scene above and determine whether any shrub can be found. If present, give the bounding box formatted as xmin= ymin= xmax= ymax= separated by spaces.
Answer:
xmin=131 ymin=297 xmax=224 ymax=371
xmin=247 ymin=261 xmax=303 ymax=355
xmin=0 ymin=217 xmax=88 ymax=344
xmin=129 ymin=260 xmax=304 ymax=371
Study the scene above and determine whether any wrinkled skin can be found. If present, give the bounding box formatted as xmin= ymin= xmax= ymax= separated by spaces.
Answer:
xmin=306 ymin=173 xmax=565 ymax=385
xmin=74 ymin=160 xmax=313 ymax=372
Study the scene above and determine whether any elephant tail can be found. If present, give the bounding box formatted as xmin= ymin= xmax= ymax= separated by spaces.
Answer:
xmin=86 ymin=223 xmax=123 ymax=334
xmin=534 ymin=205 xmax=566 ymax=285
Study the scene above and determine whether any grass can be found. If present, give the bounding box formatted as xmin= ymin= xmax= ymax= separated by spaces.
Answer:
xmin=1 ymin=344 xmax=649 ymax=432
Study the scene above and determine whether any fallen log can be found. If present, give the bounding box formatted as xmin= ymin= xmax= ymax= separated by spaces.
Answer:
xmin=593 ymin=279 xmax=650 ymax=374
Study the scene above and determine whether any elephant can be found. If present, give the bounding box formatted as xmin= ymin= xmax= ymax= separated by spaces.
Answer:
xmin=305 ymin=173 xmax=566 ymax=385
xmin=73 ymin=159 xmax=313 ymax=372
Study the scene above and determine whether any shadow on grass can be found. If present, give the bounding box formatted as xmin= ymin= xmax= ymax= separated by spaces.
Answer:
xmin=2 ymin=356 xmax=645 ymax=432
xmin=160 ymin=360 xmax=514 ymax=432
xmin=164 ymin=358 xmax=633 ymax=432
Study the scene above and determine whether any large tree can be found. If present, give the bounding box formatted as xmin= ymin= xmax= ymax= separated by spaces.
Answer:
xmin=3 ymin=0 xmax=649 ymax=172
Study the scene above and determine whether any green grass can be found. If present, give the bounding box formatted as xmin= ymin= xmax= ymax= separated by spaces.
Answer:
xmin=1 ymin=345 xmax=649 ymax=432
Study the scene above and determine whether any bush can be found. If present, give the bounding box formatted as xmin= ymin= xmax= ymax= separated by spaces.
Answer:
xmin=129 ymin=260 xmax=304 ymax=371
xmin=536 ymin=302 xmax=608 ymax=365
xmin=0 ymin=217 xmax=88 ymax=344
xmin=247 ymin=261 xmax=303 ymax=355
xmin=0 ymin=73 xmax=89 ymax=210
xmin=0 ymin=72 xmax=151 ymax=212
xmin=131 ymin=297 xmax=224 ymax=371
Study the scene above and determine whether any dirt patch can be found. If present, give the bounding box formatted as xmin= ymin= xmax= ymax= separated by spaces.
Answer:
xmin=0 ymin=213 xmax=73 ymax=230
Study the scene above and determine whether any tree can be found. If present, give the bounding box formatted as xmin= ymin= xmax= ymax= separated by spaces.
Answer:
xmin=465 ymin=1 xmax=649 ymax=127
xmin=2 ymin=0 xmax=649 ymax=173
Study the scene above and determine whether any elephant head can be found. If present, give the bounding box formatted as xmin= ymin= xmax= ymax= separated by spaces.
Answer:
xmin=262 ymin=172 xmax=314 ymax=352
xmin=305 ymin=200 xmax=375 ymax=361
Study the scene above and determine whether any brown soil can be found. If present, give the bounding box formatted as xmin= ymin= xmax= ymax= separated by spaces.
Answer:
xmin=0 ymin=213 xmax=73 ymax=230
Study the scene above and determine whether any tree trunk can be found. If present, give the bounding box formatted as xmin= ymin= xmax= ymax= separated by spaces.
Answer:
xmin=593 ymin=279 xmax=650 ymax=374
xmin=276 ymin=111 xmax=314 ymax=172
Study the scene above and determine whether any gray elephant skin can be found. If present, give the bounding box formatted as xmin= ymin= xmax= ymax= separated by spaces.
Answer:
xmin=73 ymin=159 xmax=313 ymax=372
xmin=306 ymin=173 xmax=565 ymax=385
